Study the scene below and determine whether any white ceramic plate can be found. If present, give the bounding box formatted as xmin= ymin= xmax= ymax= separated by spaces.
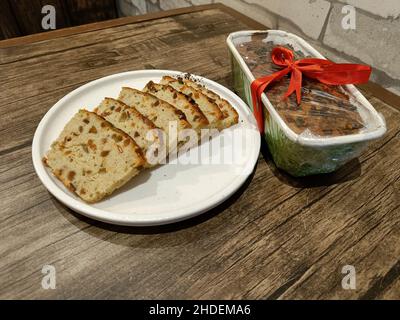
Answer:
xmin=32 ymin=70 xmax=260 ymax=226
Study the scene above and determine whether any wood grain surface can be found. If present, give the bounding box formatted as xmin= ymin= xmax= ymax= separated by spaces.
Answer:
xmin=0 ymin=4 xmax=399 ymax=300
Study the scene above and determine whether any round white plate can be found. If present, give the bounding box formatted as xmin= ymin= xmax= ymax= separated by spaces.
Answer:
xmin=32 ymin=70 xmax=260 ymax=226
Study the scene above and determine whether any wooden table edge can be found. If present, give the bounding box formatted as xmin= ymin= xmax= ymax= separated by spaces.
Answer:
xmin=0 ymin=4 xmax=265 ymax=49
xmin=1 ymin=3 xmax=398 ymax=109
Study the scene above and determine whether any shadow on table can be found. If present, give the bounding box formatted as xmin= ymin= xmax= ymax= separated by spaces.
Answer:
xmin=259 ymin=138 xmax=362 ymax=188
xmin=54 ymin=163 xmax=257 ymax=238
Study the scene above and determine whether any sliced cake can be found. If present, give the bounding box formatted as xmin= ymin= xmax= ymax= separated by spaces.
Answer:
xmin=143 ymin=81 xmax=209 ymax=133
xmin=118 ymin=87 xmax=192 ymax=152
xmin=179 ymin=77 xmax=239 ymax=128
xmin=94 ymin=97 xmax=162 ymax=166
xmin=160 ymin=76 xmax=225 ymax=130
xmin=43 ymin=109 xmax=145 ymax=203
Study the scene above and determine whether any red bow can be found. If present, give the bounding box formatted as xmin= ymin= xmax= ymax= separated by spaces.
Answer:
xmin=250 ymin=46 xmax=372 ymax=133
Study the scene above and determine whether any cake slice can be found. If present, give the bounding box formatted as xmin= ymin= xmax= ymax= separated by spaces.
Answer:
xmin=143 ymin=81 xmax=209 ymax=133
xmin=179 ymin=77 xmax=239 ymax=128
xmin=118 ymin=87 xmax=192 ymax=152
xmin=94 ymin=97 xmax=162 ymax=166
xmin=43 ymin=109 xmax=145 ymax=203
xmin=160 ymin=76 xmax=225 ymax=130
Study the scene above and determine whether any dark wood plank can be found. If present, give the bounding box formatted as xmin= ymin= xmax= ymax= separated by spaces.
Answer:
xmin=64 ymin=0 xmax=117 ymax=26
xmin=8 ymin=0 xmax=70 ymax=36
xmin=0 ymin=5 xmax=399 ymax=300
xmin=2 ymin=0 xmax=117 ymax=40
xmin=0 ymin=0 xmax=21 ymax=39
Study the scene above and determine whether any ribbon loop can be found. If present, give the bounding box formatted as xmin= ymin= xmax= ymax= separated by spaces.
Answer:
xmin=250 ymin=46 xmax=371 ymax=133
xmin=271 ymin=46 xmax=294 ymax=66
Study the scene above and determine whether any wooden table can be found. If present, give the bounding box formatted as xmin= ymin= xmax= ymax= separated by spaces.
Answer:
xmin=1 ymin=4 xmax=399 ymax=300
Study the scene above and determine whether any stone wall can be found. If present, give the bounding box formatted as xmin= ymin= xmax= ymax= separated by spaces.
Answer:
xmin=117 ymin=0 xmax=400 ymax=94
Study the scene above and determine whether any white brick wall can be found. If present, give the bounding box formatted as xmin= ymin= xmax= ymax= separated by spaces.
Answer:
xmin=118 ymin=0 xmax=400 ymax=94
xmin=159 ymin=0 xmax=190 ymax=10
xmin=338 ymin=0 xmax=400 ymax=19
xmin=324 ymin=3 xmax=400 ymax=80
xmin=243 ymin=0 xmax=331 ymax=39
xmin=191 ymin=0 xmax=213 ymax=5
xmin=216 ymin=0 xmax=277 ymax=29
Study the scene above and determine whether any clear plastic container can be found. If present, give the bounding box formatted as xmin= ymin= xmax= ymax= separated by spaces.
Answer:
xmin=227 ymin=30 xmax=386 ymax=177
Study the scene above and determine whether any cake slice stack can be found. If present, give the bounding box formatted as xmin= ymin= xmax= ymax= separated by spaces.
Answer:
xmin=44 ymin=75 xmax=239 ymax=203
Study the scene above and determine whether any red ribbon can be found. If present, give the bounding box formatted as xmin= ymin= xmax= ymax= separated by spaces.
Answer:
xmin=250 ymin=46 xmax=372 ymax=133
